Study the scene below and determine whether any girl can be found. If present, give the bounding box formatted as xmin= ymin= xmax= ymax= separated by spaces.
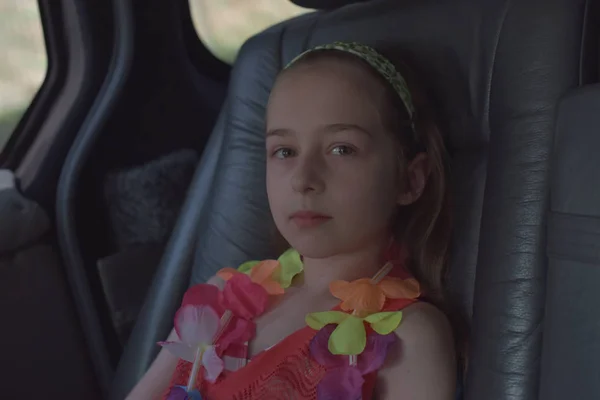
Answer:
xmin=127 ymin=42 xmax=457 ymax=400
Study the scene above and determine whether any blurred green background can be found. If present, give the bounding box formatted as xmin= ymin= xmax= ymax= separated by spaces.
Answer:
xmin=0 ymin=0 xmax=308 ymax=152
xmin=0 ymin=0 xmax=47 ymax=150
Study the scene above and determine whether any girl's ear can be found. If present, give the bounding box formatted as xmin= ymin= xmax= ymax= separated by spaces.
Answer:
xmin=397 ymin=153 xmax=430 ymax=206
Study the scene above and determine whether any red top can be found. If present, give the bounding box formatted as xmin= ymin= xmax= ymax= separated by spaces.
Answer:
xmin=165 ymin=244 xmax=418 ymax=399
xmin=165 ymin=296 xmax=417 ymax=400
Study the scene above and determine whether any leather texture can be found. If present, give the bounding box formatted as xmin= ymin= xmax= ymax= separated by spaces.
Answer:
xmin=110 ymin=0 xmax=598 ymax=398
xmin=540 ymin=85 xmax=600 ymax=400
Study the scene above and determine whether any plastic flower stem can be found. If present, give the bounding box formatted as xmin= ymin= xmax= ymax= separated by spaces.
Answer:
xmin=371 ymin=262 xmax=393 ymax=285
xmin=187 ymin=346 xmax=204 ymax=392
xmin=348 ymin=311 xmax=360 ymax=400
xmin=213 ymin=310 xmax=233 ymax=343
xmin=348 ymin=262 xmax=393 ymax=400
xmin=185 ymin=310 xmax=233 ymax=392
xmin=349 ymin=307 xmax=359 ymax=368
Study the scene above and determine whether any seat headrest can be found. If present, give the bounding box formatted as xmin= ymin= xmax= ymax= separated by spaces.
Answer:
xmin=290 ymin=0 xmax=371 ymax=10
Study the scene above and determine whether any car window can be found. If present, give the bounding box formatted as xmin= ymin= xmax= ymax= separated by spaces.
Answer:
xmin=0 ymin=0 xmax=47 ymax=152
xmin=189 ymin=0 xmax=311 ymax=64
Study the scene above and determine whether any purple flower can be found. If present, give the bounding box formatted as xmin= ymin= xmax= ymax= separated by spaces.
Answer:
xmin=310 ymin=325 xmax=397 ymax=399
xmin=166 ymin=385 xmax=203 ymax=400
xmin=317 ymin=366 xmax=364 ymax=400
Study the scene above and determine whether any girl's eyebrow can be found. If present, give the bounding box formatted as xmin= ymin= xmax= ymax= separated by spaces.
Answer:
xmin=266 ymin=128 xmax=293 ymax=138
xmin=323 ymin=123 xmax=372 ymax=137
xmin=266 ymin=124 xmax=372 ymax=138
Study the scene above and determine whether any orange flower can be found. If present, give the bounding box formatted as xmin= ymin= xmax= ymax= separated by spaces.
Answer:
xmin=217 ymin=260 xmax=284 ymax=295
xmin=329 ymin=277 xmax=420 ymax=315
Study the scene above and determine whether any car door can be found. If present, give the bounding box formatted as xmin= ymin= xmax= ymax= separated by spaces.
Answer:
xmin=0 ymin=0 xmax=116 ymax=397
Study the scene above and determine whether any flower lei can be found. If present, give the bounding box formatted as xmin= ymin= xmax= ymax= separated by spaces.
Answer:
xmin=160 ymin=248 xmax=420 ymax=399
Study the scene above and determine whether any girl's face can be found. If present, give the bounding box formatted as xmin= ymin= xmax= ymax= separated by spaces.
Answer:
xmin=266 ymin=59 xmax=414 ymax=259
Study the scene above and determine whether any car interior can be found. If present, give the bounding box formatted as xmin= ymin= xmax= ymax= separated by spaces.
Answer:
xmin=1 ymin=0 xmax=600 ymax=399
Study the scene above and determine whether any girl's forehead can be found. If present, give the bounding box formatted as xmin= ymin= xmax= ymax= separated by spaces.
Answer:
xmin=266 ymin=61 xmax=388 ymax=131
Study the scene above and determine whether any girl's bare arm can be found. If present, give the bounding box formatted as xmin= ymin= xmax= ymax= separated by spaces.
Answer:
xmin=125 ymin=328 xmax=179 ymax=400
xmin=125 ymin=276 xmax=225 ymax=400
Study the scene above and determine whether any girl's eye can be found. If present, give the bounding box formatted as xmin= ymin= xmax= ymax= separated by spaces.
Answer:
xmin=331 ymin=145 xmax=356 ymax=156
xmin=273 ymin=147 xmax=295 ymax=159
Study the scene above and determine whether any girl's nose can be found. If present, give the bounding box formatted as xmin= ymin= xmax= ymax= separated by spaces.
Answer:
xmin=290 ymin=154 xmax=325 ymax=195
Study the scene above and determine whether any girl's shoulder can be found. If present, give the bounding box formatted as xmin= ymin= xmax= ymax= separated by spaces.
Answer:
xmin=396 ymin=301 xmax=453 ymax=340
xmin=377 ymin=301 xmax=456 ymax=399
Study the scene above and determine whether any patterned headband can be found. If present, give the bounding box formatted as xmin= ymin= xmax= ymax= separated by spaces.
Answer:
xmin=285 ymin=41 xmax=416 ymax=134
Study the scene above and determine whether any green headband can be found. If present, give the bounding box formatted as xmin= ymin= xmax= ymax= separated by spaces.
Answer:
xmin=286 ymin=41 xmax=416 ymax=133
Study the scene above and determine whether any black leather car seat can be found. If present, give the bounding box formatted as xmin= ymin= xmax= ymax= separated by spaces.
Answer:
xmin=541 ymin=84 xmax=600 ymax=399
xmin=110 ymin=0 xmax=599 ymax=398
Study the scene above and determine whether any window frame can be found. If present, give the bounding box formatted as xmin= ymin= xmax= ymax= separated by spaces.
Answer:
xmin=185 ymin=0 xmax=313 ymax=66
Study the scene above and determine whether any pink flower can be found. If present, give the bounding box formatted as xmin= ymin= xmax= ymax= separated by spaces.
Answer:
xmin=160 ymin=276 xmax=270 ymax=384
xmin=159 ymin=305 xmax=224 ymax=383
xmin=179 ymin=282 xmax=259 ymax=352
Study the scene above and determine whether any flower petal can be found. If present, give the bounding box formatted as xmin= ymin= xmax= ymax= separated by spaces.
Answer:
xmin=188 ymin=390 xmax=203 ymax=400
xmin=166 ymin=385 xmax=190 ymax=400
xmin=202 ymin=346 xmax=224 ymax=383
xmin=182 ymin=284 xmax=224 ymax=315
xmin=158 ymin=341 xmax=196 ymax=363
xmin=222 ymin=273 xmax=269 ymax=320
xmin=187 ymin=389 xmax=203 ymax=400
xmin=331 ymin=279 xmax=385 ymax=314
xmin=329 ymin=315 xmax=367 ymax=355
xmin=260 ymin=279 xmax=285 ymax=295
xmin=357 ymin=333 xmax=398 ymax=374
xmin=305 ymin=311 xmax=349 ymax=330
xmin=276 ymin=248 xmax=304 ymax=288
xmin=330 ymin=280 xmax=356 ymax=312
xmin=168 ymin=386 xmax=203 ymax=400
xmin=216 ymin=268 xmax=240 ymax=282
xmin=218 ymin=317 xmax=255 ymax=351
xmin=329 ymin=280 xmax=353 ymax=300
xmin=174 ymin=305 xmax=220 ymax=345
xmin=237 ymin=260 xmax=260 ymax=274
xmin=352 ymin=285 xmax=385 ymax=313
xmin=317 ymin=366 xmax=364 ymax=400
xmin=309 ymin=325 xmax=347 ymax=368
xmin=364 ymin=311 xmax=403 ymax=335
xmin=379 ymin=277 xmax=421 ymax=299
xmin=249 ymin=260 xmax=280 ymax=284
xmin=339 ymin=299 xmax=356 ymax=312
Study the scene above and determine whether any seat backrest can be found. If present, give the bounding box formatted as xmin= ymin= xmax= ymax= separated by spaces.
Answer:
xmin=110 ymin=0 xmax=598 ymax=398
xmin=541 ymin=84 xmax=600 ymax=399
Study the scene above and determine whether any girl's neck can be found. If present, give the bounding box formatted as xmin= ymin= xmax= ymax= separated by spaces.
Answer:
xmin=300 ymin=236 xmax=389 ymax=294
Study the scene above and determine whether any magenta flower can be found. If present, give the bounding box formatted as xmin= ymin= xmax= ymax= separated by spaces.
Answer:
xmin=310 ymin=324 xmax=397 ymax=399
xmin=159 ymin=276 xmax=271 ymax=386
xmin=178 ymin=281 xmax=260 ymax=353
xmin=181 ymin=284 xmax=224 ymax=314
xmin=221 ymin=273 xmax=269 ymax=320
